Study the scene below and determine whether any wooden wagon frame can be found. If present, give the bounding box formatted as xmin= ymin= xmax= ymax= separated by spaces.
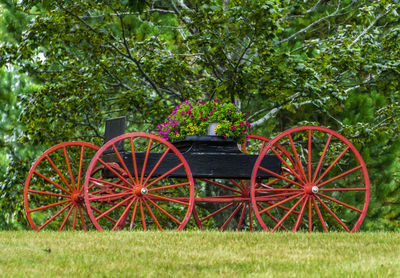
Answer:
xmin=24 ymin=117 xmax=370 ymax=232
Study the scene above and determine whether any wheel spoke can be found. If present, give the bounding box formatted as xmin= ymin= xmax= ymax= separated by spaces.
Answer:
xmin=256 ymin=203 xmax=288 ymax=231
xmin=237 ymin=203 xmax=247 ymax=231
xmin=37 ymin=203 xmax=72 ymax=231
xmin=315 ymin=146 xmax=350 ymax=185
xmin=143 ymin=199 xmax=162 ymax=230
xmin=112 ymin=197 xmax=136 ymax=231
xmin=89 ymin=177 xmax=131 ymax=191
xmin=34 ymin=171 xmax=71 ymax=195
xmin=45 ymin=155 xmax=74 ymax=192
xmin=145 ymin=197 xmax=181 ymax=225
xmin=140 ymin=138 xmax=152 ymax=185
xmin=312 ymin=134 xmax=332 ymax=183
xmin=269 ymin=145 xmax=305 ymax=183
xmin=272 ymin=196 xmax=305 ymax=232
xmin=220 ymin=204 xmax=243 ymax=231
xmin=147 ymin=193 xmax=189 ymax=206
xmin=139 ymin=199 xmax=146 ymax=231
xmin=97 ymin=159 xmax=134 ymax=188
xmin=63 ymin=146 xmax=76 ymax=191
xmin=129 ymin=199 xmax=139 ymax=231
xmin=143 ymin=147 xmax=170 ymax=186
xmin=95 ymin=195 xmax=135 ymax=220
xmin=200 ymin=203 xmax=235 ymax=222
xmin=148 ymin=181 xmax=190 ymax=192
xmin=248 ymin=203 xmax=253 ymax=231
xmin=230 ymin=179 xmax=245 ymax=192
xmin=317 ymin=165 xmax=363 ymax=188
xmin=28 ymin=189 xmax=70 ymax=198
xmin=316 ymin=193 xmax=362 ymax=213
xmin=78 ymin=204 xmax=87 ymax=231
xmin=59 ymin=204 xmax=75 ymax=231
xmin=264 ymin=201 xmax=300 ymax=215
xmin=315 ymin=195 xmax=350 ymax=232
xmin=199 ymin=179 xmax=241 ymax=194
xmin=255 ymin=188 xmax=302 ymax=192
xmin=76 ymin=145 xmax=85 ymax=191
xmin=258 ymin=193 xmax=302 ymax=214
xmin=91 ymin=205 xmax=117 ymax=223
xmin=129 ymin=138 xmax=140 ymax=185
xmin=308 ymin=197 xmax=312 ymax=233
xmin=259 ymin=167 xmax=302 ymax=188
xmin=308 ymin=129 xmax=312 ymax=181
xmin=145 ymin=163 xmax=184 ymax=188
xmin=288 ymin=134 xmax=308 ymax=183
xmin=293 ymin=196 xmax=308 ymax=231
xmin=112 ymin=144 xmax=136 ymax=187
xmin=89 ymin=191 xmax=131 ymax=202
xmin=319 ymin=187 xmax=366 ymax=192
xmin=29 ymin=199 xmax=71 ymax=213
xmin=312 ymin=196 xmax=328 ymax=232
xmin=72 ymin=205 xmax=78 ymax=231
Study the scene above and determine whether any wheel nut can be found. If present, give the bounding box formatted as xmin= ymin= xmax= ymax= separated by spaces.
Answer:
xmin=141 ymin=187 xmax=148 ymax=195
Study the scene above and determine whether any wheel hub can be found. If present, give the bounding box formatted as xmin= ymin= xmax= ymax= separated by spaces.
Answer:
xmin=134 ymin=186 xmax=148 ymax=196
xmin=304 ymin=184 xmax=319 ymax=195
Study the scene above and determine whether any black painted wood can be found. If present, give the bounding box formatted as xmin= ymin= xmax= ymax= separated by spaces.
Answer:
xmin=101 ymin=152 xmax=280 ymax=179
xmin=102 ymin=135 xmax=281 ymax=179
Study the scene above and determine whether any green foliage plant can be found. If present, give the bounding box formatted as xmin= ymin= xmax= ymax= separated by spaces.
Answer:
xmin=156 ymin=99 xmax=251 ymax=143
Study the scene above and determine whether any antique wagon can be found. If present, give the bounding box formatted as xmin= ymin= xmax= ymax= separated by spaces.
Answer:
xmin=24 ymin=117 xmax=370 ymax=232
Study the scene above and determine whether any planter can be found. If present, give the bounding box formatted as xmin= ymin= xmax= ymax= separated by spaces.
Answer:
xmin=172 ymin=135 xmax=241 ymax=153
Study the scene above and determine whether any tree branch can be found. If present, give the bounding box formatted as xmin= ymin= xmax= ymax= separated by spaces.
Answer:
xmin=348 ymin=11 xmax=388 ymax=49
xmin=277 ymin=0 xmax=356 ymax=45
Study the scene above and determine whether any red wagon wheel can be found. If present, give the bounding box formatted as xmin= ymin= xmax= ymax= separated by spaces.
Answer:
xmin=251 ymin=126 xmax=370 ymax=232
xmin=83 ymin=133 xmax=195 ymax=231
xmin=193 ymin=134 xmax=293 ymax=231
xmin=24 ymin=142 xmax=99 ymax=231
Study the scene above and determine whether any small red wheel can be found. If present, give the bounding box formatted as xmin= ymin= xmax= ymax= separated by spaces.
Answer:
xmin=193 ymin=134 xmax=293 ymax=231
xmin=24 ymin=142 xmax=99 ymax=231
xmin=83 ymin=133 xmax=195 ymax=231
xmin=251 ymin=126 xmax=370 ymax=232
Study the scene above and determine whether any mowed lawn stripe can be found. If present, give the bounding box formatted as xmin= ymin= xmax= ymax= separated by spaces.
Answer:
xmin=0 ymin=231 xmax=399 ymax=277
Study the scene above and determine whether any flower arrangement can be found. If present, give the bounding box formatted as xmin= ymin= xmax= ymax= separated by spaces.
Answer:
xmin=156 ymin=99 xmax=251 ymax=143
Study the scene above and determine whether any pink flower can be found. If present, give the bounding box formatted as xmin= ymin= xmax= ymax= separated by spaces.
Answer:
xmin=209 ymin=111 xmax=212 ymax=115
xmin=212 ymin=107 xmax=216 ymax=111
xmin=200 ymin=117 xmax=203 ymax=120
xmin=181 ymin=111 xmax=185 ymax=115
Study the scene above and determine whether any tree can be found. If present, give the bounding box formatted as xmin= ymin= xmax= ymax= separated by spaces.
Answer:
xmin=1 ymin=0 xmax=399 ymax=230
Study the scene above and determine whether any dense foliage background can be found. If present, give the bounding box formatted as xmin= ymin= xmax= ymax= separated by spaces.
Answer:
xmin=0 ymin=0 xmax=399 ymax=230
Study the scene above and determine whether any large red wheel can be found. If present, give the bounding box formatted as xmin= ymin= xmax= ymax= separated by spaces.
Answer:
xmin=24 ymin=142 xmax=99 ymax=231
xmin=251 ymin=126 xmax=370 ymax=232
xmin=83 ymin=133 xmax=195 ymax=231
xmin=193 ymin=134 xmax=293 ymax=231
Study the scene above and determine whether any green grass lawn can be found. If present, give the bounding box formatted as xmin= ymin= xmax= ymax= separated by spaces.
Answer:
xmin=0 ymin=231 xmax=398 ymax=277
